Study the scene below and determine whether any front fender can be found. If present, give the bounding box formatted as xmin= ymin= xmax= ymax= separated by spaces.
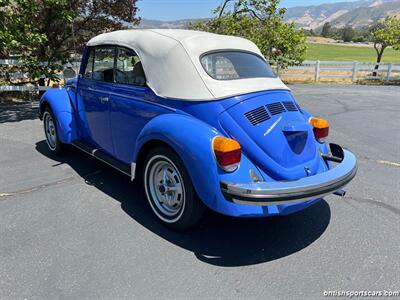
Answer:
xmin=134 ymin=113 xmax=264 ymax=214
xmin=40 ymin=88 xmax=78 ymax=144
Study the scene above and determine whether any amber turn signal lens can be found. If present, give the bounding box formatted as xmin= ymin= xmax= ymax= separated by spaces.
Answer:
xmin=309 ymin=117 xmax=329 ymax=129
xmin=213 ymin=136 xmax=241 ymax=172
xmin=309 ymin=117 xmax=329 ymax=141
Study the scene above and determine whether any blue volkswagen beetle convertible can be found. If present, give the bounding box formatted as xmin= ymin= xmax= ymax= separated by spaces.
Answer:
xmin=40 ymin=29 xmax=357 ymax=229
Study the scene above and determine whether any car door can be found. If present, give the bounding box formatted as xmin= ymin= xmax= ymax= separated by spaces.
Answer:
xmin=78 ymin=46 xmax=115 ymax=155
xmin=109 ymin=47 xmax=168 ymax=164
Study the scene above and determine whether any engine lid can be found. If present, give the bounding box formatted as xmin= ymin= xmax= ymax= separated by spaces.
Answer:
xmin=218 ymin=90 xmax=321 ymax=180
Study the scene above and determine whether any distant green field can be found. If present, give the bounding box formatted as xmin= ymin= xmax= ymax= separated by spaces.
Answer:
xmin=306 ymin=43 xmax=400 ymax=63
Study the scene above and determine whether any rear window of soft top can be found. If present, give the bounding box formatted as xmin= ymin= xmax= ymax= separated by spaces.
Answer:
xmin=200 ymin=51 xmax=276 ymax=80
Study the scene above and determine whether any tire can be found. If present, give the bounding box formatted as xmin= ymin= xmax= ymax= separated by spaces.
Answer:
xmin=42 ymin=107 xmax=67 ymax=155
xmin=143 ymin=146 xmax=205 ymax=230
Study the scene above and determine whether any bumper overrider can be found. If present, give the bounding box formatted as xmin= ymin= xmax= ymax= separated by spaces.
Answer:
xmin=220 ymin=144 xmax=357 ymax=206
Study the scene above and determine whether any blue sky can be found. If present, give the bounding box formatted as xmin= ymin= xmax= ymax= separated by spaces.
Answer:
xmin=137 ymin=0 xmax=359 ymax=21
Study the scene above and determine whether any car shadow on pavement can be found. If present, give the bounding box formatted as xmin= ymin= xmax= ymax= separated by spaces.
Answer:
xmin=36 ymin=140 xmax=331 ymax=267
xmin=0 ymin=101 xmax=39 ymax=123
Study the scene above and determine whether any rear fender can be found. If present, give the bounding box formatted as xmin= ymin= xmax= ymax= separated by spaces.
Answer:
xmin=134 ymin=114 xmax=264 ymax=210
xmin=39 ymin=88 xmax=78 ymax=144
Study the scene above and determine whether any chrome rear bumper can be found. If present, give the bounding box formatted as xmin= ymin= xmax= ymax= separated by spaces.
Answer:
xmin=220 ymin=146 xmax=357 ymax=206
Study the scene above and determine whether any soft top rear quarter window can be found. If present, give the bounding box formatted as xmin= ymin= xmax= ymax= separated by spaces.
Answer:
xmin=200 ymin=51 xmax=276 ymax=81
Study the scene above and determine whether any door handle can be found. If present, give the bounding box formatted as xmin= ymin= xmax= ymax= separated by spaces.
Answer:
xmin=99 ymin=96 xmax=109 ymax=104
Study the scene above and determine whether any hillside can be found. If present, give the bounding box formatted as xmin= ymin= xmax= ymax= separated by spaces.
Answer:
xmin=284 ymin=0 xmax=400 ymax=29
xmin=283 ymin=0 xmax=368 ymax=29
xmin=137 ymin=18 xmax=208 ymax=29
xmin=330 ymin=1 xmax=400 ymax=28
xmin=138 ymin=19 xmax=181 ymax=29
xmin=135 ymin=0 xmax=400 ymax=30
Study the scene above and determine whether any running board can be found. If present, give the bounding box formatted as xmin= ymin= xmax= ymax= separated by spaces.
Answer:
xmin=72 ymin=140 xmax=134 ymax=179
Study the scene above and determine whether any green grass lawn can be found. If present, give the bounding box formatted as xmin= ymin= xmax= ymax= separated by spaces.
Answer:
xmin=306 ymin=43 xmax=400 ymax=63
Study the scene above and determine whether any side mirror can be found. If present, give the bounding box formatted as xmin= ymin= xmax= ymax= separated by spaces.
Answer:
xmin=63 ymin=68 xmax=76 ymax=79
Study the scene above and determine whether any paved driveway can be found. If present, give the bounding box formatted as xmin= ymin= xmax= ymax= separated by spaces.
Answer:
xmin=0 ymin=84 xmax=399 ymax=299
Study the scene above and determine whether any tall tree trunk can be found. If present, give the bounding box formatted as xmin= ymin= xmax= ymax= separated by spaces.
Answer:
xmin=373 ymin=43 xmax=386 ymax=77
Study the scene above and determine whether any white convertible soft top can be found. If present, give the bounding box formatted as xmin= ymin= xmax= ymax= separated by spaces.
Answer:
xmin=87 ymin=29 xmax=289 ymax=100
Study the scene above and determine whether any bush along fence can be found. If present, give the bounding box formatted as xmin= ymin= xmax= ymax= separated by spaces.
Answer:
xmin=0 ymin=59 xmax=80 ymax=92
xmin=274 ymin=61 xmax=400 ymax=83
xmin=1 ymin=59 xmax=400 ymax=92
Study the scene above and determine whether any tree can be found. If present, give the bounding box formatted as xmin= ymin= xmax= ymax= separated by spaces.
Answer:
xmin=321 ymin=22 xmax=331 ymax=38
xmin=189 ymin=0 xmax=307 ymax=68
xmin=0 ymin=0 xmax=140 ymax=85
xmin=370 ymin=16 xmax=400 ymax=76
xmin=341 ymin=26 xmax=355 ymax=42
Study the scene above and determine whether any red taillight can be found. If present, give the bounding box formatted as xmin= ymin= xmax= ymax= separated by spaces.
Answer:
xmin=313 ymin=126 xmax=329 ymax=140
xmin=213 ymin=136 xmax=241 ymax=172
xmin=215 ymin=148 xmax=241 ymax=168
xmin=309 ymin=117 xmax=329 ymax=141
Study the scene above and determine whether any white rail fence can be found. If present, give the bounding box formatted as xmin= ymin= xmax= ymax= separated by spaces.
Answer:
xmin=275 ymin=60 xmax=400 ymax=82
xmin=1 ymin=59 xmax=399 ymax=92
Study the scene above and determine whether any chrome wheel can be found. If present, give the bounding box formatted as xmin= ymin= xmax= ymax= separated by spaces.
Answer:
xmin=145 ymin=155 xmax=185 ymax=222
xmin=43 ymin=111 xmax=57 ymax=151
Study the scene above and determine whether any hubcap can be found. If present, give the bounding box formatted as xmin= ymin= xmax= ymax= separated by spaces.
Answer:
xmin=44 ymin=112 xmax=57 ymax=150
xmin=147 ymin=157 xmax=185 ymax=217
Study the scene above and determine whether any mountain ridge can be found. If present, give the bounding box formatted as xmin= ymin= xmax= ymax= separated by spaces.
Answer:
xmin=136 ymin=0 xmax=400 ymax=30
xmin=284 ymin=0 xmax=400 ymax=29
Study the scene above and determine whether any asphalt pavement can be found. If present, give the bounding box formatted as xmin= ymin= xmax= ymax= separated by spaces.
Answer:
xmin=0 ymin=84 xmax=399 ymax=299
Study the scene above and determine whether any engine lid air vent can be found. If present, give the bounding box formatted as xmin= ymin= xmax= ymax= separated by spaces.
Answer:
xmin=267 ymin=102 xmax=286 ymax=115
xmin=244 ymin=106 xmax=271 ymax=126
xmin=282 ymin=101 xmax=298 ymax=112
